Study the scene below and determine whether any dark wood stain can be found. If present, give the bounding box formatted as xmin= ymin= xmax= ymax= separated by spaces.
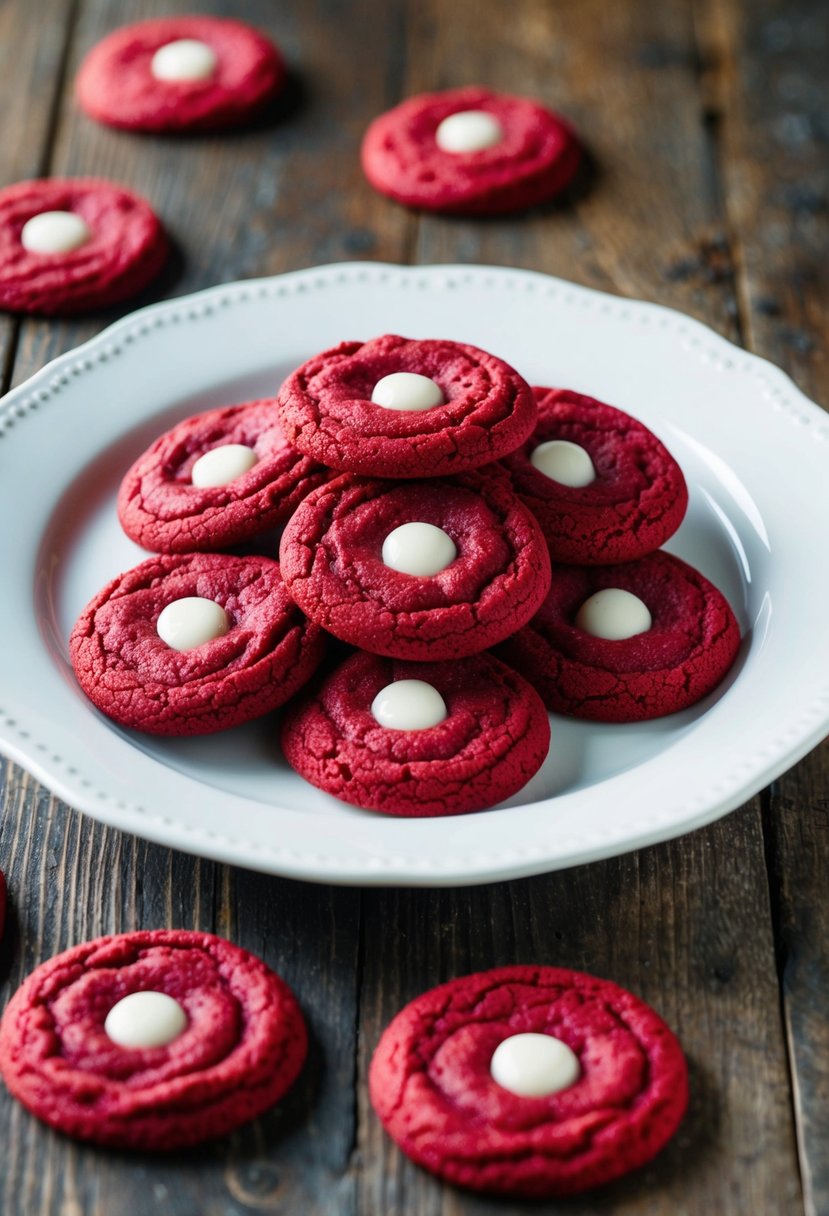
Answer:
xmin=1 ymin=0 xmax=827 ymax=1212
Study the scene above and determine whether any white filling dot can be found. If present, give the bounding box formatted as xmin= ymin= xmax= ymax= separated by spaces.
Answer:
xmin=104 ymin=991 xmax=188 ymax=1049
xmin=20 ymin=211 xmax=91 ymax=255
xmin=435 ymin=109 xmax=505 ymax=153
xmin=191 ymin=443 xmax=258 ymax=488
xmin=371 ymin=680 xmax=448 ymax=730
xmin=490 ymin=1032 xmax=581 ymax=1098
xmin=381 ymin=522 xmax=457 ymax=577
xmin=576 ymin=588 xmax=652 ymax=640
xmin=371 ymin=372 xmax=444 ymax=412
xmin=156 ymin=597 xmax=230 ymax=651
xmin=530 ymin=440 xmax=596 ymax=488
xmin=151 ymin=38 xmax=218 ymax=82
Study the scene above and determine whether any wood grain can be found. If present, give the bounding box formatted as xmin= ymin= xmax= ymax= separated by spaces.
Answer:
xmin=0 ymin=767 xmax=363 ymax=1215
xmin=696 ymin=0 xmax=829 ymax=1211
xmin=10 ymin=0 xmax=416 ymax=389
xmin=0 ymin=0 xmax=78 ymax=388
xmin=408 ymin=0 xmax=743 ymax=342
xmin=356 ymin=810 xmax=802 ymax=1215
xmin=2 ymin=0 xmax=404 ymax=1211
xmin=1 ymin=0 xmax=826 ymax=1212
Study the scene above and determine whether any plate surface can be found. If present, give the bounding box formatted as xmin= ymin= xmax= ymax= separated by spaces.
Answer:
xmin=1 ymin=262 xmax=828 ymax=886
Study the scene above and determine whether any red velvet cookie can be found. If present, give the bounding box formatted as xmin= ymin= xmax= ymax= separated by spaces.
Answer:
xmin=69 ymin=552 xmax=325 ymax=735
xmin=275 ymin=333 xmax=537 ymax=478
xmin=76 ymin=16 xmax=285 ymax=133
xmin=279 ymin=471 xmax=551 ymax=661
xmin=369 ymin=964 xmax=688 ymax=1197
xmin=0 ymin=178 xmax=167 ymax=316
xmin=500 ymin=552 xmax=741 ymax=722
xmin=281 ymin=651 xmax=550 ymax=816
xmin=501 ymin=388 xmax=688 ymax=564
xmin=362 ymin=86 xmax=581 ymax=214
xmin=118 ymin=399 xmax=330 ymax=554
xmin=0 ymin=930 xmax=306 ymax=1150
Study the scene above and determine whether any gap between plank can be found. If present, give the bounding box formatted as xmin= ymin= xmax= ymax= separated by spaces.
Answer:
xmin=690 ymin=0 xmax=752 ymax=350
xmin=691 ymin=3 xmax=806 ymax=1208
xmin=760 ymin=783 xmax=810 ymax=1212
xmin=2 ymin=0 xmax=82 ymax=398
xmin=348 ymin=889 xmax=366 ymax=1183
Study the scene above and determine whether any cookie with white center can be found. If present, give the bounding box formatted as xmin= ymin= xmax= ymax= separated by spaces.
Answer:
xmin=76 ymin=16 xmax=285 ymax=133
xmin=274 ymin=333 xmax=537 ymax=478
xmin=118 ymin=399 xmax=330 ymax=554
xmin=369 ymin=965 xmax=688 ymax=1197
xmin=361 ymin=86 xmax=581 ymax=214
xmin=501 ymin=387 xmax=688 ymax=564
xmin=499 ymin=551 xmax=741 ymax=722
xmin=0 ymin=930 xmax=306 ymax=1150
xmin=278 ymin=470 xmax=551 ymax=661
xmin=0 ymin=178 xmax=167 ymax=315
xmin=69 ymin=552 xmax=325 ymax=735
xmin=281 ymin=651 xmax=550 ymax=816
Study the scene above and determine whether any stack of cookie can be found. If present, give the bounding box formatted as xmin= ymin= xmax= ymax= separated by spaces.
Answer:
xmin=499 ymin=386 xmax=741 ymax=722
xmin=70 ymin=331 xmax=740 ymax=816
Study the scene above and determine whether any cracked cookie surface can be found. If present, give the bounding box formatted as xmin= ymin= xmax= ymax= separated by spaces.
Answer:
xmin=501 ymin=387 xmax=688 ymax=564
xmin=0 ymin=178 xmax=167 ymax=315
xmin=0 ymin=930 xmax=306 ymax=1150
xmin=118 ymin=399 xmax=329 ymax=554
xmin=275 ymin=333 xmax=537 ymax=478
xmin=361 ymin=86 xmax=581 ymax=214
xmin=76 ymin=16 xmax=285 ymax=133
xmin=369 ymin=964 xmax=687 ymax=1197
xmin=281 ymin=651 xmax=550 ymax=816
xmin=499 ymin=552 xmax=741 ymax=721
xmin=278 ymin=470 xmax=551 ymax=661
xmin=69 ymin=552 xmax=325 ymax=735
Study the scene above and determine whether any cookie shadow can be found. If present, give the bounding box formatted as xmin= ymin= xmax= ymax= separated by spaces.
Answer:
xmin=61 ymin=1017 xmax=322 ymax=1177
xmin=0 ymin=891 xmax=18 ymax=988
xmin=449 ymin=1050 xmax=719 ymax=1209
xmin=61 ymin=233 xmax=188 ymax=328
xmin=542 ymin=144 xmax=599 ymax=213
xmin=431 ymin=143 xmax=599 ymax=226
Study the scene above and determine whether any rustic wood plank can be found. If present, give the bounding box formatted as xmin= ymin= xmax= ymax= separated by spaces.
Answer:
xmin=695 ymin=1 xmax=829 ymax=1211
xmin=764 ymin=763 xmax=829 ymax=1216
xmin=1 ymin=0 xmax=818 ymax=1213
xmin=695 ymin=0 xmax=829 ymax=405
xmin=409 ymin=0 xmax=743 ymax=343
xmin=0 ymin=0 xmax=78 ymax=388
xmin=0 ymin=763 xmax=364 ymax=1215
xmin=357 ymin=809 xmax=803 ymax=1215
xmin=1 ymin=0 xmax=414 ymax=1211
xmin=10 ymin=0 xmax=416 ymax=389
xmin=352 ymin=0 xmax=803 ymax=1211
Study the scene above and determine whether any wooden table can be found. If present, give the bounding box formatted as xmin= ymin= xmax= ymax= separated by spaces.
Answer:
xmin=1 ymin=1 xmax=827 ymax=1212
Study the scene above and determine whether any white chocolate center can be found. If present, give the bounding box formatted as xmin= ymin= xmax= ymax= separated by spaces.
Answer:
xmin=530 ymin=440 xmax=596 ymax=488
xmin=156 ymin=596 xmax=230 ymax=651
xmin=490 ymin=1032 xmax=581 ymax=1097
xmin=436 ymin=110 xmax=504 ymax=153
xmin=20 ymin=211 xmax=91 ymax=255
xmin=371 ymin=679 xmax=448 ymax=730
xmin=191 ymin=443 xmax=258 ymax=488
xmin=576 ymin=588 xmax=652 ymax=640
xmin=151 ymin=38 xmax=218 ymax=82
xmin=104 ymin=991 xmax=188 ymax=1049
xmin=371 ymin=372 xmax=444 ymax=412
xmin=382 ymin=522 xmax=457 ymax=577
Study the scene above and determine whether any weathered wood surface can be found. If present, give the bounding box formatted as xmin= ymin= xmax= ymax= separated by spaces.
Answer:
xmin=0 ymin=0 xmax=826 ymax=1212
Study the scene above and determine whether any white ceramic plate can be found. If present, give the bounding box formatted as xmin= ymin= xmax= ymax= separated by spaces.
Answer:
xmin=1 ymin=263 xmax=828 ymax=886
